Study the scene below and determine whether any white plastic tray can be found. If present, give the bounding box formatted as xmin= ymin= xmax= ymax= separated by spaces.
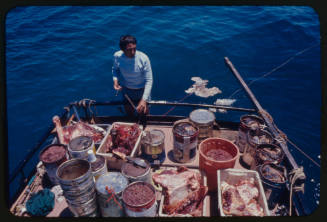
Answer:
xmin=217 ymin=168 xmax=270 ymax=216
xmin=157 ymin=167 xmax=209 ymax=217
xmin=96 ymin=122 xmax=143 ymax=169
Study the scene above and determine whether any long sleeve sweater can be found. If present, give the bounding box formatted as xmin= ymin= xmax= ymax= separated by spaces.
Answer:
xmin=112 ymin=50 xmax=153 ymax=101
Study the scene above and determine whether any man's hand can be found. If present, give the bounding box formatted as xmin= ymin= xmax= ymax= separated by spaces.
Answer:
xmin=113 ymin=79 xmax=122 ymax=91
xmin=136 ymin=99 xmax=148 ymax=114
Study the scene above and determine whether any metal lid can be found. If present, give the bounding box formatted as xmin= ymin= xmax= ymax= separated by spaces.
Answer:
xmin=189 ymin=109 xmax=215 ymax=125
xmin=69 ymin=136 xmax=93 ymax=151
xmin=142 ymin=129 xmax=165 ymax=145
xmin=96 ymin=172 xmax=128 ymax=195
xmin=173 ymin=122 xmax=198 ymax=137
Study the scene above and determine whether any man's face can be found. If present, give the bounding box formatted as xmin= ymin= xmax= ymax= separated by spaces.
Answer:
xmin=124 ymin=43 xmax=136 ymax=58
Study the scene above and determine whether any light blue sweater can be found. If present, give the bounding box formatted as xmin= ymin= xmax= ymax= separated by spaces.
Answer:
xmin=112 ymin=50 xmax=153 ymax=101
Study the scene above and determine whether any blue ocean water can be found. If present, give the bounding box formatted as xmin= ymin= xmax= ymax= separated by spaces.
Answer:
xmin=5 ymin=6 xmax=321 ymax=213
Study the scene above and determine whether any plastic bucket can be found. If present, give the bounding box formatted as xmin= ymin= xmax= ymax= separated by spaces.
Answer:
xmin=39 ymin=144 xmax=68 ymax=185
xmin=68 ymin=136 xmax=96 ymax=160
xmin=172 ymin=121 xmax=199 ymax=163
xmin=56 ymin=159 xmax=98 ymax=217
xmin=258 ymin=163 xmax=288 ymax=209
xmin=90 ymin=154 xmax=107 ymax=181
xmin=199 ymin=137 xmax=239 ymax=192
xmin=122 ymin=181 xmax=157 ymax=217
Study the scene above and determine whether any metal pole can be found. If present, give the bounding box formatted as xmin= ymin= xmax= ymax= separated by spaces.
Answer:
xmin=224 ymin=57 xmax=299 ymax=169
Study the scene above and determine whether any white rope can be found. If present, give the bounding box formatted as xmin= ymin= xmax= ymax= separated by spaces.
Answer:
xmin=288 ymin=167 xmax=306 ymax=216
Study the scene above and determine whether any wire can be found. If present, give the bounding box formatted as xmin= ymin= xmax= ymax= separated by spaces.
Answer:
xmin=162 ymin=93 xmax=193 ymax=116
xmin=228 ymin=42 xmax=320 ymax=99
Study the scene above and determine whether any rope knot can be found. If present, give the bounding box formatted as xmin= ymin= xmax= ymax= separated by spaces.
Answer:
xmin=105 ymin=186 xmax=123 ymax=209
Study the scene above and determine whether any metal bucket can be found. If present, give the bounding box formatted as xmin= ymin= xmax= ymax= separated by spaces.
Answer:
xmin=90 ymin=154 xmax=107 ymax=181
xmin=56 ymin=159 xmax=98 ymax=217
xmin=122 ymin=181 xmax=157 ymax=217
xmin=258 ymin=163 xmax=288 ymax=209
xmin=255 ymin=143 xmax=285 ymax=166
xmin=68 ymin=136 xmax=95 ymax=160
xmin=121 ymin=158 xmax=151 ymax=184
xmin=172 ymin=121 xmax=199 ymax=163
xmin=39 ymin=144 xmax=68 ymax=185
xmin=141 ymin=129 xmax=166 ymax=164
xmin=235 ymin=114 xmax=264 ymax=153
xmin=246 ymin=129 xmax=273 ymax=157
xmin=189 ymin=109 xmax=215 ymax=139
xmin=95 ymin=172 xmax=129 ymax=217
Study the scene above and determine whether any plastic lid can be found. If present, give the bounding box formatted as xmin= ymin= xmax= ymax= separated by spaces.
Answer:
xmin=142 ymin=130 xmax=165 ymax=145
xmin=96 ymin=172 xmax=128 ymax=195
xmin=69 ymin=136 xmax=93 ymax=151
xmin=189 ymin=109 xmax=215 ymax=124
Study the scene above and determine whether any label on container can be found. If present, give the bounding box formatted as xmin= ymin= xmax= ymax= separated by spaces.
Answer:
xmin=173 ymin=139 xmax=197 ymax=163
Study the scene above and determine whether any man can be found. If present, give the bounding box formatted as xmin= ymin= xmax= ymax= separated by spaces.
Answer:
xmin=112 ymin=35 xmax=153 ymax=116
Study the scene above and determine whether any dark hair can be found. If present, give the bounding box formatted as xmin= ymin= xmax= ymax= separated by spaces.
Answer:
xmin=119 ymin=35 xmax=137 ymax=50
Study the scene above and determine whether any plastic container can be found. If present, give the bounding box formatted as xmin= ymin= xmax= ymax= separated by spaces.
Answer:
xmin=95 ymin=172 xmax=129 ymax=217
xmin=122 ymin=181 xmax=157 ymax=217
xmin=217 ymin=168 xmax=270 ymax=216
xmin=199 ymin=137 xmax=239 ymax=192
xmin=56 ymin=159 xmax=98 ymax=217
xmin=158 ymin=167 xmax=209 ymax=217
xmin=96 ymin=122 xmax=143 ymax=170
xmin=68 ymin=136 xmax=96 ymax=160
xmin=189 ymin=109 xmax=215 ymax=140
xmin=39 ymin=143 xmax=68 ymax=185
xmin=172 ymin=121 xmax=199 ymax=163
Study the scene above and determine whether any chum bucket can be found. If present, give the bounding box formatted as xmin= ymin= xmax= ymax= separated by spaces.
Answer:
xmin=56 ymin=159 xmax=98 ymax=217
xmin=258 ymin=163 xmax=288 ymax=209
xmin=39 ymin=144 xmax=68 ymax=185
xmin=199 ymin=138 xmax=239 ymax=192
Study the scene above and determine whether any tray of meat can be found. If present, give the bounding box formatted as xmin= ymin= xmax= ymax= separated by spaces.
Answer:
xmin=96 ymin=122 xmax=143 ymax=170
xmin=152 ymin=166 xmax=209 ymax=217
xmin=217 ymin=168 xmax=270 ymax=216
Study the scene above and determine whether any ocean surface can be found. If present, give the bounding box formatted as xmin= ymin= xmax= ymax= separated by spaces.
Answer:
xmin=5 ymin=6 xmax=321 ymax=213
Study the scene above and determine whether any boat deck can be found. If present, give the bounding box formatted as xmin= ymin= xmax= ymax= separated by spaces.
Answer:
xmin=10 ymin=122 xmax=244 ymax=217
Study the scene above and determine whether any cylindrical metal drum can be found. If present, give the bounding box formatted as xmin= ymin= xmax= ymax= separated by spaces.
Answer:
xmin=235 ymin=114 xmax=264 ymax=153
xmin=141 ymin=130 xmax=166 ymax=164
xmin=121 ymin=158 xmax=151 ymax=184
xmin=68 ymin=136 xmax=95 ymax=160
xmin=89 ymin=154 xmax=107 ymax=182
xmin=56 ymin=159 xmax=98 ymax=217
xmin=122 ymin=181 xmax=157 ymax=217
xmin=255 ymin=143 xmax=285 ymax=166
xmin=258 ymin=163 xmax=288 ymax=209
xmin=172 ymin=121 xmax=199 ymax=163
xmin=246 ymin=129 xmax=273 ymax=155
xmin=95 ymin=172 xmax=129 ymax=217
xmin=189 ymin=109 xmax=215 ymax=139
xmin=39 ymin=144 xmax=68 ymax=185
